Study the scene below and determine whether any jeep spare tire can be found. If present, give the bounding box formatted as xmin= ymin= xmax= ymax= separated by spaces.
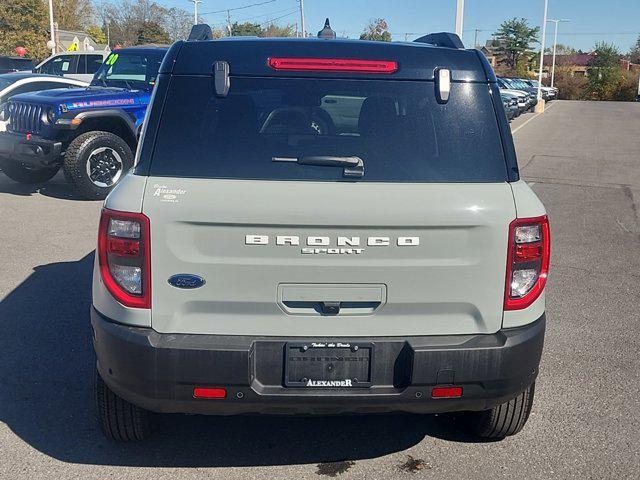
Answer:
xmin=63 ymin=131 xmax=133 ymax=200
xmin=0 ymin=159 xmax=59 ymax=184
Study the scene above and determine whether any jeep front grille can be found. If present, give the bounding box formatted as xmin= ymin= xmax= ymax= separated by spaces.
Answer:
xmin=8 ymin=102 xmax=44 ymax=135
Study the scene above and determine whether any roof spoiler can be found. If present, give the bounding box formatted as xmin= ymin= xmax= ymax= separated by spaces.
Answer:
xmin=414 ymin=32 xmax=464 ymax=49
xmin=188 ymin=24 xmax=213 ymax=41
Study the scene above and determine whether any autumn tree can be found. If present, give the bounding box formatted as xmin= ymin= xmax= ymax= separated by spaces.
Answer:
xmin=0 ymin=0 xmax=49 ymax=59
xmin=86 ymin=25 xmax=106 ymax=44
xmin=100 ymin=0 xmax=181 ymax=46
xmin=51 ymin=0 xmax=94 ymax=31
xmin=162 ymin=7 xmax=195 ymax=42
xmin=493 ymin=18 xmax=539 ymax=71
xmin=360 ymin=18 xmax=391 ymax=42
xmin=136 ymin=21 xmax=170 ymax=44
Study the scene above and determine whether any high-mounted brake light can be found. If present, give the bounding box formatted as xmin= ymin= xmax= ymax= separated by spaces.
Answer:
xmin=98 ymin=209 xmax=151 ymax=308
xmin=504 ymin=215 xmax=550 ymax=310
xmin=267 ymin=57 xmax=398 ymax=73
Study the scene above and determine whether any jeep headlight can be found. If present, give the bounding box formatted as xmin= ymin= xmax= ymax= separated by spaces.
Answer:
xmin=41 ymin=107 xmax=57 ymax=125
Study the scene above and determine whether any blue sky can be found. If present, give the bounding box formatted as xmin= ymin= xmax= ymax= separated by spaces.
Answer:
xmin=156 ymin=0 xmax=639 ymax=52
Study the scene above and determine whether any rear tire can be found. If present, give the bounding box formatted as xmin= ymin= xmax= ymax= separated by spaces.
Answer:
xmin=95 ymin=371 xmax=151 ymax=441
xmin=0 ymin=159 xmax=59 ymax=183
xmin=62 ymin=131 xmax=133 ymax=200
xmin=469 ymin=382 xmax=535 ymax=439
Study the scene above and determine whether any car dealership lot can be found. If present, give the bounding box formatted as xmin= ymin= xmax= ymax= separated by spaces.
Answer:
xmin=0 ymin=100 xmax=639 ymax=479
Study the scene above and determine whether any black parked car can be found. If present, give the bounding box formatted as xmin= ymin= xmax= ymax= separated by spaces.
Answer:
xmin=0 ymin=56 xmax=35 ymax=74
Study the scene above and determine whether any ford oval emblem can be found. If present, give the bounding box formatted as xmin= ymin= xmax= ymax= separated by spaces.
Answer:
xmin=168 ymin=274 xmax=205 ymax=289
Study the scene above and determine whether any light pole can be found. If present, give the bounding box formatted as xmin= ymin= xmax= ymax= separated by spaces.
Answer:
xmin=47 ymin=0 xmax=55 ymax=55
xmin=547 ymin=19 xmax=570 ymax=88
xmin=455 ymin=0 xmax=464 ymax=37
xmin=535 ymin=0 xmax=549 ymax=109
xmin=189 ymin=0 xmax=202 ymax=25
xmin=299 ymin=0 xmax=306 ymax=38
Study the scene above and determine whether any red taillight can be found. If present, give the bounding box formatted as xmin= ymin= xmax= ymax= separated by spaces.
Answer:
xmin=98 ymin=208 xmax=151 ymax=309
xmin=107 ymin=237 xmax=140 ymax=257
xmin=193 ymin=387 xmax=227 ymax=399
xmin=267 ymin=57 xmax=398 ymax=73
xmin=431 ymin=386 xmax=463 ymax=398
xmin=504 ymin=215 xmax=550 ymax=311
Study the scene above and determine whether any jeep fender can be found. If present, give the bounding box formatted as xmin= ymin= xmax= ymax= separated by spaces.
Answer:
xmin=57 ymin=109 xmax=137 ymax=136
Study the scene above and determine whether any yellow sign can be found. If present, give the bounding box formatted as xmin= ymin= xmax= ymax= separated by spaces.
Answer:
xmin=67 ymin=41 xmax=78 ymax=52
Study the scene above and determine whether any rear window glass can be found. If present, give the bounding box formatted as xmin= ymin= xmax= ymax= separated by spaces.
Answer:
xmin=149 ymin=76 xmax=507 ymax=182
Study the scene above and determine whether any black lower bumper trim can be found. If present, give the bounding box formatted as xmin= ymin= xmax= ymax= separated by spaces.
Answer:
xmin=91 ymin=308 xmax=545 ymax=415
xmin=0 ymin=131 xmax=62 ymax=167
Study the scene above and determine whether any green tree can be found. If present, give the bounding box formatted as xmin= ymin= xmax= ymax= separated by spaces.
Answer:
xmin=52 ymin=0 xmax=94 ymax=31
xmin=86 ymin=25 xmax=107 ymax=44
xmin=585 ymin=42 xmax=623 ymax=100
xmin=231 ymin=22 xmax=263 ymax=37
xmin=545 ymin=43 xmax=576 ymax=56
xmin=628 ymin=35 xmax=640 ymax=64
xmin=262 ymin=23 xmax=295 ymax=38
xmin=0 ymin=0 xmax=49 ymax=59
xmin=136 ymin=21 xmax=170 ymax=45
xmin=494 ymin=18 xmax=539 ymax=71
xmin=359 ymin=18 xmax=391 ymax=42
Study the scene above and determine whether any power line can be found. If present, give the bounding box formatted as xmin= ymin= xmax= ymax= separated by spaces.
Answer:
xmin=235 ymin=6 xmax=299 ymax=23
xmin=258 ymin=9 xmax=297 ymax=26
xmin=555 ymin=32 xmax=640 ymax=36
xmin=200 ymin=0 xmax=277 ymax=16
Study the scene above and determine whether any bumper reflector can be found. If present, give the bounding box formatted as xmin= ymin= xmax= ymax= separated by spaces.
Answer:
xmin=193 ymin=387 xmax=227 ymax=399
xmin=431 ymin=386 xmax=463 ymax=398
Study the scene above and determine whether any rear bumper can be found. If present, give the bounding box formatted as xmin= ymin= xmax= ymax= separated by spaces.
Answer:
xmin=92 ymin=308 xmax=545 ymax=415
xmin=0 ymin=131 xmax=62 ymax=168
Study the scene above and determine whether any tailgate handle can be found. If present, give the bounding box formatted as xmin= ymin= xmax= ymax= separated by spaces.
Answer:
xmin=278 ymin=283 xmax=387 ymax=316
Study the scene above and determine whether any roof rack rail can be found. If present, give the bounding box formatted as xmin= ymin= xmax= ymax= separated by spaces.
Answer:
xmin=414 ymin=32 xmax=464 ymax=49
xmin=188 ymin=24 xmax=213 ymax=41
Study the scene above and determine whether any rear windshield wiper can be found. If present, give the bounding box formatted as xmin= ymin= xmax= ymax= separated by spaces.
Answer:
xmin=272 ymin=155 xmax=364 ymax=178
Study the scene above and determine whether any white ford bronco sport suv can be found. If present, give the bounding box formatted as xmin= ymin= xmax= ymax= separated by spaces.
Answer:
xmin=92 ymin=27 xmax=550 ymax=441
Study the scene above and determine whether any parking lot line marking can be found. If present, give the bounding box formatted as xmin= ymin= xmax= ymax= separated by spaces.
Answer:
xmin=512 ymin=101 xmax=559 ymax=135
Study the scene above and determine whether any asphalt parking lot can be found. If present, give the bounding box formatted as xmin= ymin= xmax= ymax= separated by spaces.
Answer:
xmin=0 ymin=100 xmax=639 ymax=479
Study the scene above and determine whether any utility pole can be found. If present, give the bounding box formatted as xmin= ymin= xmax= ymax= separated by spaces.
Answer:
xmin=455 ymin=0 xmax=464 ymax=37
xmin=226 ymin=10 xmax=232 ymax=36
xmin=299 ymin=0 xmax=306 ymax=38
xmin=474 ymin=28 xmax=481 ymax=48
xmin=535 ymin=0 xmax=549 ymax=111
xmin=189 ymin=0 xmax=202 ymax=25
xmin=47 ymin=0 xmax=56 ymax=55
xmin=547 ymin=19 xmax=570 ymax=88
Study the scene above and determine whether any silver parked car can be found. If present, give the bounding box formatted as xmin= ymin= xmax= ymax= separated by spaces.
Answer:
xmin=33 ymin=51 xmax=109 ymax=82
xmin=92 ymin=29 xmax=550 ymax=442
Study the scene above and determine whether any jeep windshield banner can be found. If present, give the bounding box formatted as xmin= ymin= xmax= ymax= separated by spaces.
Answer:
xmin=150 ymin=76 xmax=509 ymax=183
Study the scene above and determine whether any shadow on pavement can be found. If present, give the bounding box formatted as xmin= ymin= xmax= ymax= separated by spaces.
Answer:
xmin=0 ymin=171 xmax=87 ymax=201
xmin=0 ymin=254 xmax=480 ymax=468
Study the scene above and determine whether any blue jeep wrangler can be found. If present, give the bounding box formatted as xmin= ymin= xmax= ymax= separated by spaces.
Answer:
xmin=0 ymin=46 xmax=167 ymax=199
